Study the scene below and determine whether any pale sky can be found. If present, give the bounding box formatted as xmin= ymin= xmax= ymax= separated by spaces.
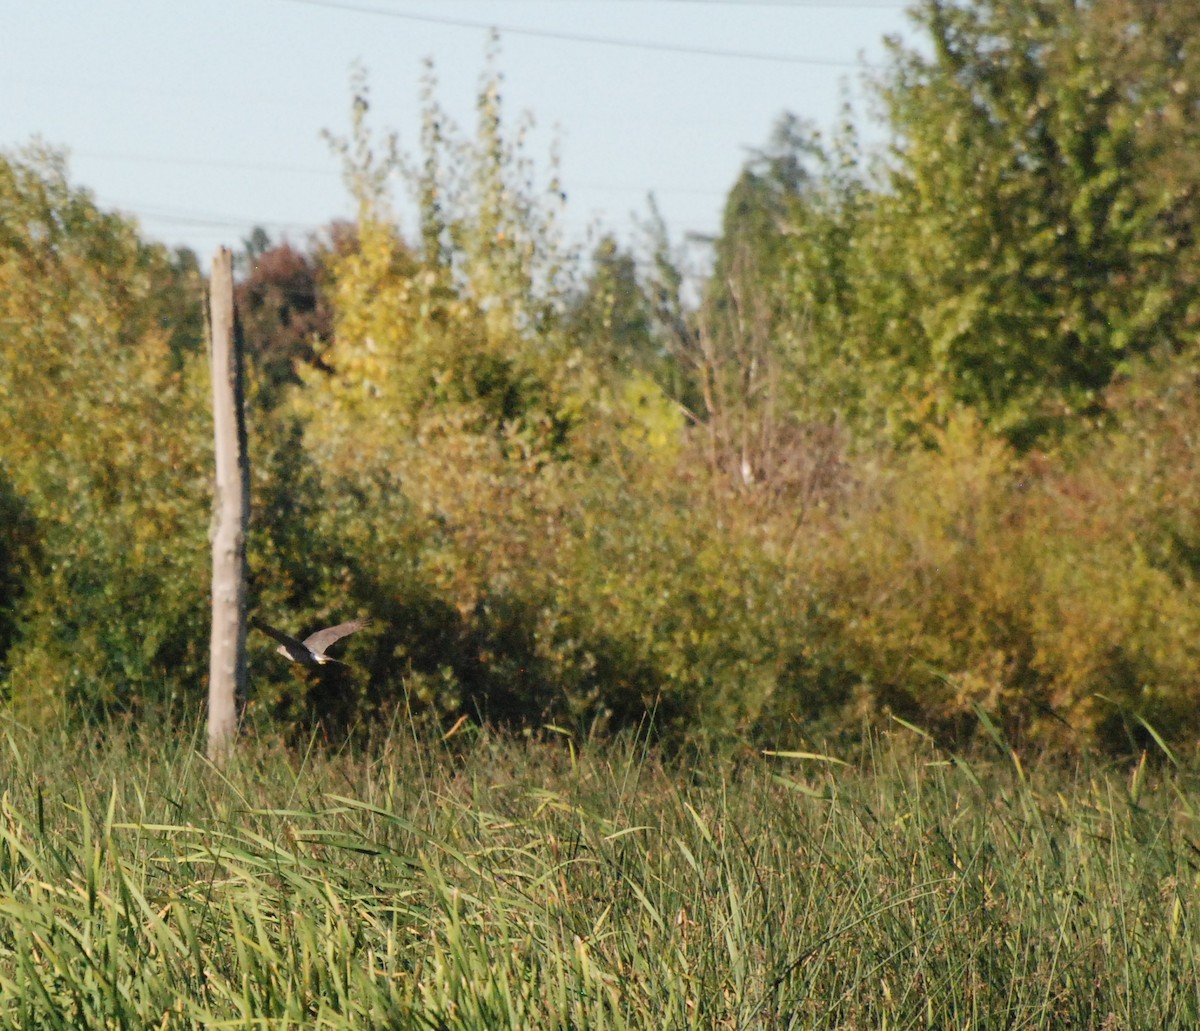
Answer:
xmin=4 ymin=0 xmax=914 ymax=261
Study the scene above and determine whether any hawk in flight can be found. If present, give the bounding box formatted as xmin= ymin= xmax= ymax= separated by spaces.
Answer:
xmin=251 ymin=617 xmax=371 ymax=667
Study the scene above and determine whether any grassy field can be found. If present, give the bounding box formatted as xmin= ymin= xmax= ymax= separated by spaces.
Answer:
xmin=0 ymin=716 xmax=1197 ymax=1029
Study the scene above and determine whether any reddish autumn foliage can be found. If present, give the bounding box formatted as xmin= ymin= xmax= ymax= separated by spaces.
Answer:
xmin=235 ymin=236 xmax=339 ymax=399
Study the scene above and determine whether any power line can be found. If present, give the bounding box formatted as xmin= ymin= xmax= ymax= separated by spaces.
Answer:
xmin=101 ymin=198 xmax=324 ymax=233
xmin=99 ymin=177 xmax=730 ymax=246
xmin=76 ymin=150 xmax=338 ymax=178
xmin=78 ymin=144 xmax=730 ymax=203
xmin=277 ymin=0 xmax=883 ymax=68
xmin=353 ymin=0 xmax=907 ymax=7
xmin=71 ymin=144 xmax=598 ymax=181
xmin=641 ymin=1 xmax=906 ymax=5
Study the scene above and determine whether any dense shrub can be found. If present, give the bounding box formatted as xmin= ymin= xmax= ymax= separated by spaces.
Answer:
xmin=4 ymin=24 xmax=1200 ymax=761
xmin=0 ymin=146 xmax=213 ymax=720
xmin=779 ymin=397 xmax=1200 ymax=752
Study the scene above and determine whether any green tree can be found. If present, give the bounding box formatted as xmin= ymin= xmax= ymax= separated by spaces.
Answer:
xmin=710 ymin=113 xmax=818 ymax=314
xmin=156 ymin=245 xmax=207 ymax=368
xmin=568 ymin=235 xmax=658 ymax=376
xmin=0 ymin=144 xmax=212 ymax=720
xmin=864 ymin=0 xmax=1200 ymax=442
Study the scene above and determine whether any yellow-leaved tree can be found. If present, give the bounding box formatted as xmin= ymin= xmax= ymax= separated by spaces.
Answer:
xmin=281 ymin=59 xmax=791 ymax=740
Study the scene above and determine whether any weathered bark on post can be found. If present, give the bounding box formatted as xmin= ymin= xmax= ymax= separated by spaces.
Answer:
xmin=207 ymin=247 xmax=249 ymax=762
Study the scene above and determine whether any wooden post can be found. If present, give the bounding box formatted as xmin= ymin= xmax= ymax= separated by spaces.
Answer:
xmin=207 ymin=247 xmax=249 ymax=762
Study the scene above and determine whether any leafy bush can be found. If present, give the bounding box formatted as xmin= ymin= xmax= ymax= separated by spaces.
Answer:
xmin=0 ymin=146 xmax=213 ymax=721
xmin=4 ymin=29 xmax=1200 ymax=763
xmin=783 ymin=400 xmax=1200 ymax=752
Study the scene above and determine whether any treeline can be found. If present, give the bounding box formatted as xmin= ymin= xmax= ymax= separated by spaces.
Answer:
xmin=2 ymin=0 xmax=1198 ymax=754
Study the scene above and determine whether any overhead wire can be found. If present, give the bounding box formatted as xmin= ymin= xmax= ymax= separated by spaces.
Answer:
xmin=277 ymin=0 xmax=885 ymax=68
xmin=76 ymin=150 xmax=338 ymax=178
xmin=40 ymin=0 xmax=903 ymax=247
xmin=337 ymin=0 xmax=907 ymax=8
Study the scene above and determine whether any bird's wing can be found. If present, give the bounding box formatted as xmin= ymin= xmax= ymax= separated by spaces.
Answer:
xmin=251 ymin=618 xmax=309 ymax=653
xmin=303 ymin=617 xmax=371 ymax=654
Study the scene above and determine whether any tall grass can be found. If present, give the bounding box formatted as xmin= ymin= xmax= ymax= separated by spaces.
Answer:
xmin=0 ymin=714 xmax=1197 ymax=1028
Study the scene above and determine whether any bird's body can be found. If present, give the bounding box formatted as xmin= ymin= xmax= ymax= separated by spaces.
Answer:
xmin=251 ymin=617 xmax=371 ymax=666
